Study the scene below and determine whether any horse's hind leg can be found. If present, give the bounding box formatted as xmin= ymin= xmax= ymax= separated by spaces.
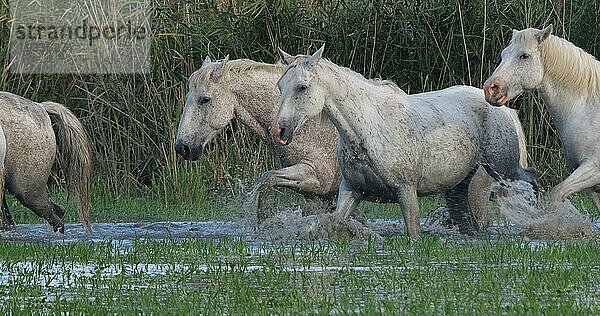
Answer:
xmin=1 ymin=198 xmax=15 ymax=228
xmin=0 ymin=166 xmax=13 ymax=227
xmin=15 ymin=189 xmax=65 ymax=233
xmin=468 ymin=166 xmax=492 ymax=229
xmin=445 ymin=168 xmax=480 ymax=235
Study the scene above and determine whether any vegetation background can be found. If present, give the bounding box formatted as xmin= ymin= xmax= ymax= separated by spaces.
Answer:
xmin=1 ymin=0 xmax=598 ymax=219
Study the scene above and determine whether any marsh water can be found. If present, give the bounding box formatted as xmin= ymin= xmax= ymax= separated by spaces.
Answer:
xmin=0 ymin=217 xmax=598 ymax=244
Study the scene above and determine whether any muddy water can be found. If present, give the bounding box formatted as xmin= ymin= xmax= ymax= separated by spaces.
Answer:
xmin=0 ymin=179 xmax=598 ymax=243
xmin=0 ymin=216 xmax=597 ymax=244
xmin=0 ymin=219 xmax=412 ymax=243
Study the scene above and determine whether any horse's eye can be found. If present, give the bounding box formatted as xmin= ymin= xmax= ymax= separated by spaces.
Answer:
xmin=199 ymin=96 xmax=211 ymax=104
xmin=297 ymin=84 xmax=308 ymax=92
xmin=519 ymin=53 xmax=530 ymax=60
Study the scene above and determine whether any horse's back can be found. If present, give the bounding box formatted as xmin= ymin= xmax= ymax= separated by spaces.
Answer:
xmin=0 ymin=92 xmax=56 ymax=194
xmin=410 ymin=86 xmax=529 ymax=181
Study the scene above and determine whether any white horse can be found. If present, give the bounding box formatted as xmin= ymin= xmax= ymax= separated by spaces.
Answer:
xmin=0 ymin=124 xmax=7 ymax=226
xmin=483 ymin=25 xmax=600 ymax=210
xmin=175 ymin=57 xmax=341 ymax=220
xmin=272 ymin=46 xmax=537 ymax=237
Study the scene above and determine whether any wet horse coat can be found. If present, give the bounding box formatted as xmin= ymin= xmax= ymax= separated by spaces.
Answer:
xmin=0 ymin=92 xmax=92 ymax=232
xmin=484 ymin=25 xmax=600 ymax=210
xmin=0 ymin=125 xmax=6 ymax=226
xmin=272 ymin=46 xmax=537 ymax=237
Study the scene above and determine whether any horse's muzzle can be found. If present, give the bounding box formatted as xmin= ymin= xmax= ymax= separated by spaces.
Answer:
xmin=270 ymin=121 xmax=292 ymax=146
xmin=483 ymin=78 xmax=508 ymax=106
xmin=175 ymin=139 xmax=201 ymax=160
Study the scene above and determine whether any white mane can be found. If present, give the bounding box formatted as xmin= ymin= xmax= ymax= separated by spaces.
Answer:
xmin=288 ymin=57 xmax=407 ymax=95
xmin=189 ymin=59 xmax=283 ymax=90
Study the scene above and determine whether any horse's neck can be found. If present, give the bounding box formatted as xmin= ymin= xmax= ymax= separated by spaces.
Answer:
xmin=538 ymin=39 xmax=600 ymax=130
xmin=321 ymin=68 xmax=409 ymax=148
xmin=229 ymin=71 xmax=281 ymax=141
xmin=539 ymin=78 xmax=588 ymax=131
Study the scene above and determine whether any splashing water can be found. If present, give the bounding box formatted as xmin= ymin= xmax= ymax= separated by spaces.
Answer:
xmin=254 ymin=206 xmax=383 ymax=242
xmin=491 ymin=180 xmax=593 ymax=239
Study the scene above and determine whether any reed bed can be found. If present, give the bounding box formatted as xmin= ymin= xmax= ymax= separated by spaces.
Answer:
xmin=0 ymin=0 xmax=598 ymax=206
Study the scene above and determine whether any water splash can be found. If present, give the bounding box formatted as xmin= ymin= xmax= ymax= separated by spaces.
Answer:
xmin=491 ymin=180 xmax=593 ymax=239
xmin=254 ymin=206 xmax=382 ymax=242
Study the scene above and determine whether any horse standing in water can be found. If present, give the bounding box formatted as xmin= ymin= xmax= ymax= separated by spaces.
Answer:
xmin=272 ymin=46 xmax=537 ymax=237
xmin=0 ymin=124 xmax=7 ymax=226
xmin=175 ymin=57 xmax=341 ymax=220
xmin=0 ymin=93 xmax=92 ymax=232
xmin=484 ymin=25 xmax=600 ymax=211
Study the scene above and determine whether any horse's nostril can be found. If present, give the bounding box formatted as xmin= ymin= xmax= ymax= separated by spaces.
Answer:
xmin=279 ymin=127 xmax=286 ymax=140
xmin=181 ymin=144 xmax=190 ymax=156
xmin=176 ymin=141 xmax=191 ymax=157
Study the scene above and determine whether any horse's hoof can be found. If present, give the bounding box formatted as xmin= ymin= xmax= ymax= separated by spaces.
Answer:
xmin=53 ymin=224 xmax=65 ymax=234
xmin=48 ymin=216 xmax=65 ymax=234
xmin=0 ymin=217 xmax=16 ymax=228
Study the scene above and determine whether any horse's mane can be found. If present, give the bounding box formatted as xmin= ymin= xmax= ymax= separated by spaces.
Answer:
xmin=317 ymin=58 xmax=407 ymax=95
xmin=189 ymin=59 xmax=284 ymax=89
xmin=514 ymin=29 xmax=600 ymax=93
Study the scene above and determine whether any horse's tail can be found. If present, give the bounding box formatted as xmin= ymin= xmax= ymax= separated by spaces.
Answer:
xmin=42 ymin=101 xmax=92 ymax=231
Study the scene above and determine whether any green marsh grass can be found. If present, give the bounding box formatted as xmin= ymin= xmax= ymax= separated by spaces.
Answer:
xmin=0 ymin=237 xmax=598 ymax=314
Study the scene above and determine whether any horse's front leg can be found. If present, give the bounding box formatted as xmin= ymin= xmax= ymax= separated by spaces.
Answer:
xmin=584 ymin=188 xmax=600 ymax=212
xmin=548 ymin=161 xmax=600 ymax=209
xmin=396 ymin=184 xmax=420 ymax=238
xmin=335 ymin=179 xmax=362 ymax=220
xmin=251 ymin=163 xmax=323 ymax=221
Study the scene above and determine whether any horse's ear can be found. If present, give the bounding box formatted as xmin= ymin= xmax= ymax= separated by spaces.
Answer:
xmin=212 ymin=55 xmax=229 ymax=79
xmin=306 ymin=44 xmax=325 ymax=68
xmin=203 ymin=56 xmax=212 ymax=66
xmin=511 ymin=29 xmax=518 ymax=39
xmin=535 ymin=24 xmax=553 ymax=44
xmin=278 ymin=47 xmax=295 ymax=65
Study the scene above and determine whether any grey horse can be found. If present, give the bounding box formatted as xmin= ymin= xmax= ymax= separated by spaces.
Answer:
xmin=271 ymin=46 xmax=538 ymax=237
xmin=483 ymin=25 xmax=600 ymax=211
xmin=0 ymin=93 xmax=92 ymax=233
xmin=0 ymin=124 xmax=5 ymax=225
xmin=175 ymin=57 xmax=341 ymax=220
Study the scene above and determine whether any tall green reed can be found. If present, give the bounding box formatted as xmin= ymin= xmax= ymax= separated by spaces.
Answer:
xmin=0 ymin=0 xmax=597 ymax=205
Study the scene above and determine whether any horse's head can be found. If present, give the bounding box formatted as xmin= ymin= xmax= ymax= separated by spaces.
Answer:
xmin=175 ymin=56 xmax=237 ymax=160
xmin=483 ymin=25 xmax=553 ymax=106
xmin=271 ymin=45 xmax=326 ymax=145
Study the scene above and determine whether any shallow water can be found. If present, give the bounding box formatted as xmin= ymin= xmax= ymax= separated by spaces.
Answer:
xmin=0 ymin=217 xmax=598 ymax=244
